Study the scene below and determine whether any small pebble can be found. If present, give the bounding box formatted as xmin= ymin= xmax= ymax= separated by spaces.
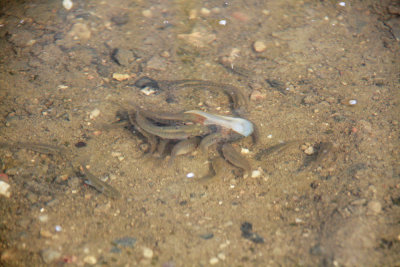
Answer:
xmin=160 ymin=51 xmax=170 ymax=58
xmin=143 ymin=247 xmax=153 ymax=259
xmin=304 ymin=146 xmax=314 ymax=155
xmin=189 ymin=9 xmax=197 ymax=19
xmin=253 ymin=40 xmax=267 ymax=52
xmin=209 ymin=257 xmax=219 ymax=265
xmin=262 ymin=9 xmax=270 ymax=15
xmin=75 ymin=141 xmax=87 ymax=148
xmin=40 ymin=229 xmax=53 ymax=238
xmin=211 ymin=7 xmax=221 ymax=14
xmin=200 ymin=7 xmax=211 ymax=16
xmin=217 ymin=252 xmax=226 ymax=260
xmin=199 ymin=233 xmax=214 ymax=240
xmin=142 ymin=9 xmax=152 ymax=18
xmin=250 ymin=90 xmax=267 ymax=101
xmin=111 ymin=151 xmax=122 ymax=158
xmin=140 ymin=87 xmax=157 ymax=96
xmin=89 ymin=108 xmax=100 ymax=119
xmin=218 ymin=20 xmax=227 ymax=26
xmin=41 ymin=249 xmax=61 ymax=264
xmin=251 ymin=170 xmax=261 ymax=178
xmin=112 ymin=73 xmax=130 ymax=81
xmin=62 ymin=0 xmax=73 ymax=10
xmin=68 ymin=23 xmax=91 ymax=40
xmin=341 ymin=98 xmax=357 ymax=106
xmin=186 ymin=172 xmax=195 ymax=178
xmin=113 ymin=237 xmax=137 ymax=248
xmin=0 ymin=180 xmax=11 ymax=198
xmin=55 ymin=225 xmax=62 ymax=232
xmin=83 ymin=255 xmax=97 ymax=265
xmin=349 ymin=99 xmax=357 ymax=105
xmin=241 ymin=148 xmax=250 ymax=154
xmin=38 ymin=214 xmax=49 ymax=223
xmin=367 ymin=200 xmax=382 ymax=215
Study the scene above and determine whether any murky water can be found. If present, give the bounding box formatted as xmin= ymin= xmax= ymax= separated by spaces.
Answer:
xmin=0 ymin=0 xmax=399 ymax=266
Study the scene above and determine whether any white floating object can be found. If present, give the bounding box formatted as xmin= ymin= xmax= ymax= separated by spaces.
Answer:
xmin=55 ymin=225 xmax=62 ymax=232
xmin=218 ymin=20 xmax=227 ymax=26
xmin=62 ymin=0 xmax=73 ymax=10
xmin=186 ymin=172 xmax=195 ymax=178
xmin=185 ymin=110 xmax=254 ymax=137
xmin=339 ymin=2 xmax=345 ymax=6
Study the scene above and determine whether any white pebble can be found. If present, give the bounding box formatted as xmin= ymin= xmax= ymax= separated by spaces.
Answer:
xmin=218 ymin=252 xmax=226 ymax=260
xmin=241 ymin=148 xmax=250 ymax=154
xmin=0 ymin=180 xmax=11 ymax=198
xmin=55 ymin=225 xmax=62 ymax=232
xmin=218 ymin=20 xmax=227 ymax=26
xmin=304 ymin=146 xmax=314 ymax=155
xmin=89 ymin=108 xmax=100 ymax=119
xmin=200 ymin=7 xmax=211 ymax=16
xmin=62 ymin=0 xmax=73 ymax=10
xmin=142 ymin=9 xmax=152 ymax=18
xmin=251 ymin=170 xmax=261 ymax=178
xmin=112 ymin=73 xmax=130 ymax=81
xmin=83 ymin=255 xmax=97 ymax=265
xmin=143 ymin=247 xmax=153 ymax=259
xmin=140 ymin=87 xmax=156 ymax=96
xmin=253 ymin=40 xmax=267 ymax=52
xmin=209 ymin=257 xmax=219 ymax=265
xmin=186 ymin=172 xmax=195 ymax=178
xmin=339 ymin=2 xmax=345 ymax=7
xmin=295 ymin=218 xmax=303 ymax=223
xmin=348 ymin=99 xmax=357 ymax=105
xmin=38 ymin=214 xmax=49 ymax=223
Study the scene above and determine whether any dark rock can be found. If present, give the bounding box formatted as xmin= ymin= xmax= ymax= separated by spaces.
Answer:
xmin=240 ymin=222 xmax=264 ymax=244
xmin=111 ymin=14 xmax=129 ymax=26
xmin=199 ymin=233 xmax=214 ymax=240
xmin=75 ymin=141 xmax=87 ymax=148
xmin=113 ymin=236 xmax=137 ymax=248
xmin=111 ymin=48 xmax=135 ymax=66
xmin=265 ymin=79 xmax=286 ymax=94
xmin=96 ymin=64 xmax=110 ymax=77
xmin=133 ymin=77 xmax=161 ymax=94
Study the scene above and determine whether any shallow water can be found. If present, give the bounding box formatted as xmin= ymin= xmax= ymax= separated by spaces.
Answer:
xmin=0 ymin=0 xmax=399 ymax=266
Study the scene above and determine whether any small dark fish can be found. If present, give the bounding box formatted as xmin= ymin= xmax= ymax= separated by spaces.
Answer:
xmin=135 ymin=111 xmax=210 ymax=140
xmin=218 ymin=57 xmax=253 ymax=78
xmin=168 ymin=137 xmax=200 ymax=166
xmin=128 ymin=112 xmax=158 ymax=153
xmin=221 ymin=143 xmax=251 ymax=176
xmin=0 ymin=142 xmax=66 ymax=156
xmin=159 ymin=80 xmax=249 ymax=116
xmin=199 ymin=132 xmax=225 ymax=152
xmin=240 ymin=222 xmax=264 ymax=244
xmin=197 ymin=157 xmax=227 ymax=184
xmin=255 ymin=140 xmax=301 ymax=161
xmin=80 ymin=165 xmax=120 ymax=199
